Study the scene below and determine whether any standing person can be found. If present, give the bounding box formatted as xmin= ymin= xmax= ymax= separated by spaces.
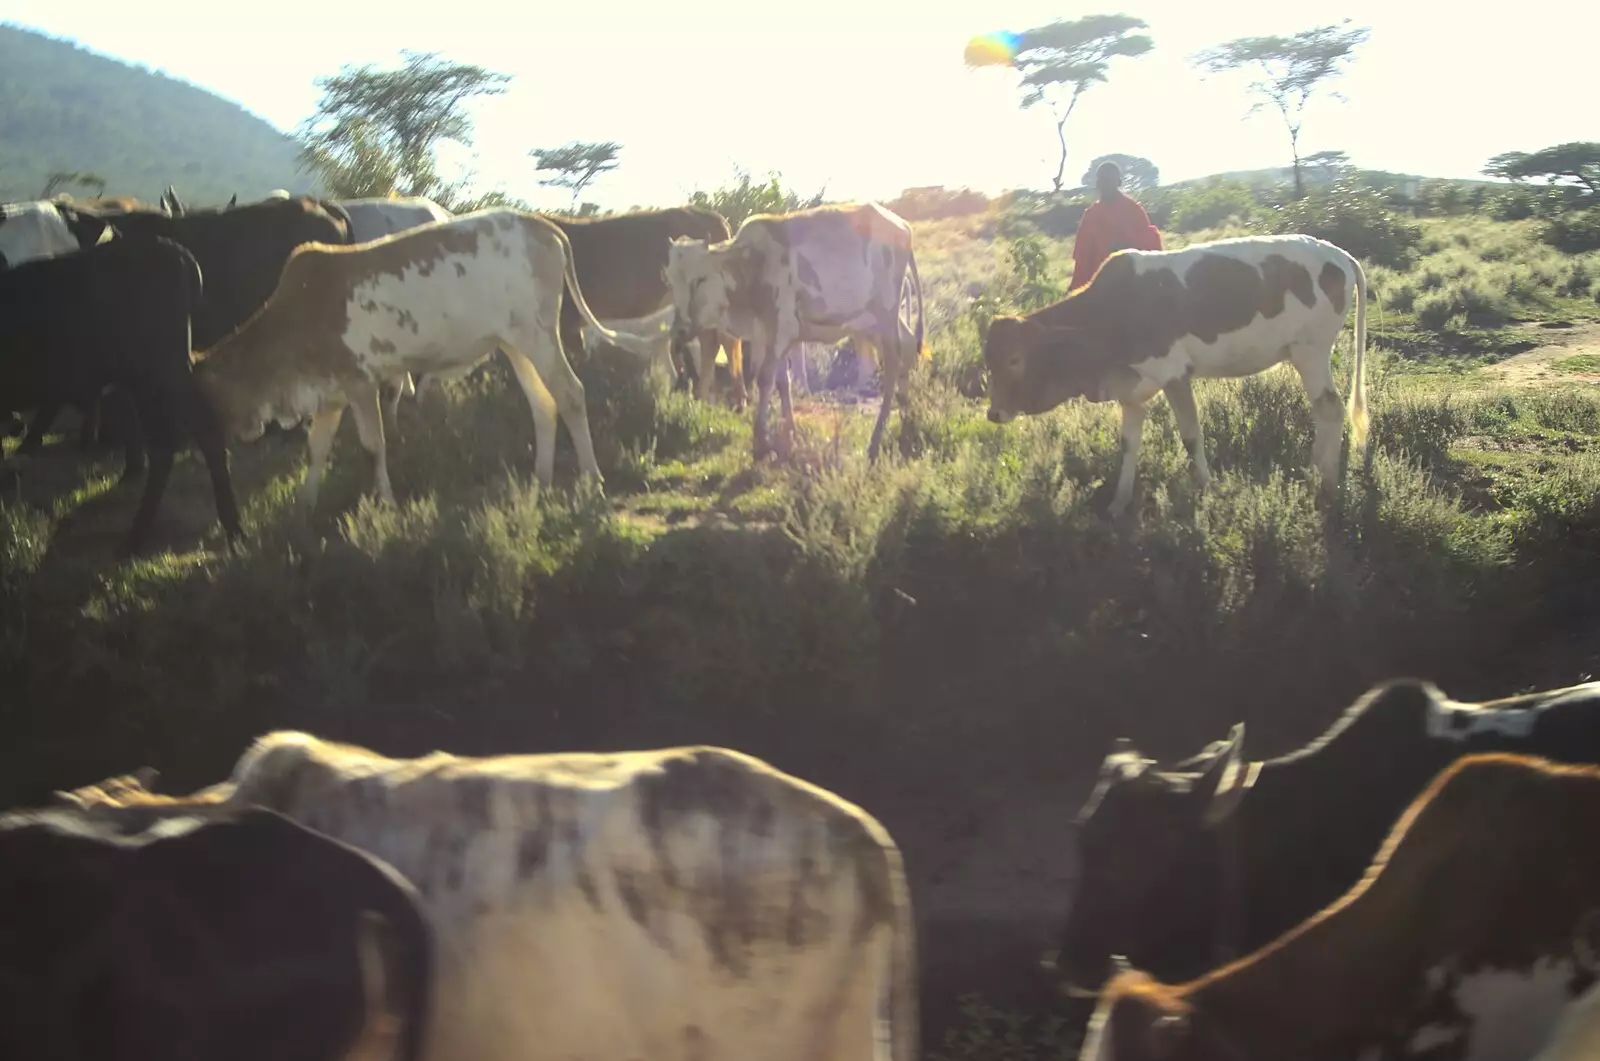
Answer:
xmin=1069 ymin=161 xmax=1164 ymax=292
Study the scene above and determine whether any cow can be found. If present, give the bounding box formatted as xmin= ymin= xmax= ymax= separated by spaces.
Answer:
xmin=0 ymin=802 xmax=433 ymax=1061
xmin=0 ymin=235 xmax=243 ymax=556
xmin=547 ymin=206 xmax=747 ymax=408
xmin=192 ymin=209 xmax=658 ymax=511
xmin=665 ymin=201 xmax=925 ymax=461
xmin=1052 ymin=677 xmax=1600 ymax=996
xmin=982 ymin=233 xmax=1369 ymax=518
xmin=1077 ymin=752 xmax=1600 ymax=1061
xmin=60 ymin=733 xmax=920 ymax=1061
xmin=0 ymin=199 xmax=111 ymax=267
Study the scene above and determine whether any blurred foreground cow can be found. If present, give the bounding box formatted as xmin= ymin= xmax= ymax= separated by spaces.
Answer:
xmin=665 ymin=201 xmax=925 ymax=461
xmin=0 ymin=803 xmax=432 ymax=1061
xmin=983 ymin=233 xmax=1368 ymax=516
xmin=1078 ymin=752 xmax=1600 ymax=1061
xmin=553 ymin=206 xmax=747 ymax=406
xmin=0 ymin=236 xmax=242 ymax=555
xmin=62 ymin=734 xmax=919 ymax=1061
xmin=193 ymin=210 xmax=660 ymax=510
xmin=1054 ymin=678 xmax=1600 ymax=993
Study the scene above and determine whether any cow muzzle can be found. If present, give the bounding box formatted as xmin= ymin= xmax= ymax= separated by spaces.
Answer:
xmin=987 ymin=406 xmax=1016 ymax=425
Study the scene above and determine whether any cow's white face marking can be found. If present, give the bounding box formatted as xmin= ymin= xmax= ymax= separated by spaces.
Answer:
xmin=1425 ymin=697 xmax=1540 ymax=741
xmin=1408 ymin=958 xmax=1575 ymax=1061
xmin=665 ymin=239 xmax=724 ymax=336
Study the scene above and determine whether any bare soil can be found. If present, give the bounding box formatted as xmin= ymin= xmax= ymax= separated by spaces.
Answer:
xmin=1482 ymin=318 xmax=1600 ymax=386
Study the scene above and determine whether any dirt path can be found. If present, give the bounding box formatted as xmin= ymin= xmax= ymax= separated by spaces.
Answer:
xmin=1482 ymin=318 xmax=1600 ymax=385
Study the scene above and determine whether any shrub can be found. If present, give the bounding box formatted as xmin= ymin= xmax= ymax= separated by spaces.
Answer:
xmin=1542 ymin=207 xmax=1600 ymax=253
xmin=888 ymin=186 xmax=992 ymax=222
xmin=1255 ymin=179 xmax=1423 ymax=269
xmin=1489 ymin=189 xmax=1537 ymax=221
xmin=1168 ymin=179 xmax=1257 ymax=232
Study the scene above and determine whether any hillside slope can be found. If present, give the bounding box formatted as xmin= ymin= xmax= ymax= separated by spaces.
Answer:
xmin=0 ymin=23 xmax=318 ymax=205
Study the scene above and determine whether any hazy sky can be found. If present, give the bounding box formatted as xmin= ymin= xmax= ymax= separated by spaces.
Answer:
xmin=6 ymin=1 xmax=1593 ymax=211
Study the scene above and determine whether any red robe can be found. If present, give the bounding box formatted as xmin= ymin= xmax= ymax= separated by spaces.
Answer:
xmin=1069 ymin=193 xmax=1164 ymax=292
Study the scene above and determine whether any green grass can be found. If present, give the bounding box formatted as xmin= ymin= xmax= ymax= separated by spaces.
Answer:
xmin=1553 ymin=354 xmax=1600 ymax=374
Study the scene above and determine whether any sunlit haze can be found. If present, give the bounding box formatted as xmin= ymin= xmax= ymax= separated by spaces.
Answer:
xmin=5 ymin=0 xmax=1594 ymax=210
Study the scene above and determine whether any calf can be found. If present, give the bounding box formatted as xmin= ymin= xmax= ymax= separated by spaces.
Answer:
xmin=983 ymin=233 xmax=1369 ymax=516
xmin=192 ymin=209 xmax=657 ymax=509
xmin=1078 ymin=752 xmax=1600 ymax=1061
xmin=0 ymin=236 xmax=242 ymax=556
xmin=1054 ymin=677 xmax=1600 ymax=993
xmin=666 ymin=201 xmax=925 ymax=461
xmin=65 ymin=732 xmax=920 ymax=1061
xmin=0 ymin=803 xmax=433 ymax=1061
xmin=549 ymin=206 xmax=747 ymax=407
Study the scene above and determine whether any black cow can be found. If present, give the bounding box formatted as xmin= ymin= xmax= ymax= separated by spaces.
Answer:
xmin=0 ymin=803 xmax=433 ymax=1061
xmin=0 ymin=235 xmax=242 ymax=556
xmin=1053 ymin=676 xmax=1600 ymax=994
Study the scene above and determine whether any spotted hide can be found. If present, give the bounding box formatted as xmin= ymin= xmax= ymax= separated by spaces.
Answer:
xmin=192 ymin=209 xmax=658 ymax=510
xmin=665 ymin=201 xmax=925 ymax=461
xmin=983 ymin=233 xmax=1368 ymax=517
xmin=1054 ymin=678 xmax=1600 ymax=995
xmin=1079 ymin=752 xmax=1600 ymax=1061
xmin=0 ymin=199 xmax=110 ymax=267
xmin=66 ymin=735 xmax=920 ymax=1061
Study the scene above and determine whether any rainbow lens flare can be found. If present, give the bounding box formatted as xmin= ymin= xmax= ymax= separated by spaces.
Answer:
xmin=963 ymin=31 xmax=1021 ymax=68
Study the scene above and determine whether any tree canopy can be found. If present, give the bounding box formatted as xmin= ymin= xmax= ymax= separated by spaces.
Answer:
xmin=1484 ymin=143 xmax=1600 ymax=196
xmin=296 ymin=50 xmax=511 ymax=204
xmin=1080 ymin=153 xmax=1159 ymax=191
xmin=531 ymin=141 xmax=623 ymax=211
xmin=1193 ymin=21 xmax=1370 ymax=197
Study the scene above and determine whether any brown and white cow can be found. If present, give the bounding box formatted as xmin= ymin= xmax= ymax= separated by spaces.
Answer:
xmin=665 ymin=201 xmax=925 ymax=461
xmin=1077 ymin=752 xmax=1600 ymax=1061
xmin=192 ymin=209 xmax=657 ymax=511
xmin=60 ymin=734 xmax=920 ymax=1061
xmin=983 ymin=234 xmax=1368 ymax=517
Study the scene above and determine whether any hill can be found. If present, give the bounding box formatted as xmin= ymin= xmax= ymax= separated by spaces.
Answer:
xmin=0 ymin=22 xmax=319 ymax=205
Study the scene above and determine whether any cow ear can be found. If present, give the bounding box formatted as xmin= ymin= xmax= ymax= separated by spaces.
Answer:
xmin=1200 ymin=723 xmax=1251 ymax=827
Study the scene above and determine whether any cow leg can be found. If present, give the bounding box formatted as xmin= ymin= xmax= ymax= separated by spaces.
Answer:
xmin=693 ymin=329 xmax=720 ymax=403
xmin=751 ymin=336 xmax=778 ymax=461
xmin=865 ymin=338 xmax=896 ymax=462
xmin=16 ymin=399 xmax=64 ymax=456
xmin=507 ymin=342 xmax=603 ymax=487
xmin=1289 ymin=345 xmax=1345 ymax=502
xmin=1163 ymin=375 xmax=1212 ymax=492
xmin=346 ymin=385 xmax=395 ymax=505
xmin=301 ymin=403 xmax=347 ymax=512
xmin=723 ymin=332 xmax=747 ymax=411
xmin=775 ymin=346 xmax=796 ymax=456
xmin=117 ymin=392 xmax=180 ymax=559
xmin=1109 ymin=400 xmax=1149 ymax=519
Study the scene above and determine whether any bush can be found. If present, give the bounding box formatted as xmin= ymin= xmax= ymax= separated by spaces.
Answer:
xmin=888 ymin=186 xmax=992 ymax=222
xmin=1168 ymin=179 xmax=1257 ymax=232
xmin=1542 ymin=207 xmax=1600 ymax=253
xmin=1255 ymin=179 xmax=1423 ymax=269
xmin=1490 ymin=189 xmax=1537 ymax=221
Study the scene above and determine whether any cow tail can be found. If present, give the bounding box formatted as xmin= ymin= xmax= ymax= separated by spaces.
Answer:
xmin=545 ymin=219 xmax=655 ymax=358
xmin=351 ymin=852 xmax=435 ymax=1061
xmin=909 ymin=250 xmax=926 ymax=363
xmin=1344 ymin=249 xmax=1369 ymax=452
xmin=178 ymin=242 xmax=204 ymax=314
xmin=885 ymin=844 xmax=919 ymax=1061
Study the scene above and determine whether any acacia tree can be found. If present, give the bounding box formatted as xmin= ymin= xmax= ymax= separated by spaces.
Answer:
xmin=530 ymin=141 xmax=622 ymax=211
xmin=1484 ymin=143 xmax=1600 ymax=196
xmin=1192 ymin=21 xmax=1370 ymax=198
xmin=998 ymin=15 xmax=1154 ymax=194
xmin=1080 ymin=153 xmax=1159 ymax=191
xmin=296 ymin=50 xmax=512 ymax=202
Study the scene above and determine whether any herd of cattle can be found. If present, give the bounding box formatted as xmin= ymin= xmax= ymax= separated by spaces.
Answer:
xmin=2 ymin=178 xmax=1372 ymax=555
xmin=7 ymin=676 xmax=1600 ymax=1060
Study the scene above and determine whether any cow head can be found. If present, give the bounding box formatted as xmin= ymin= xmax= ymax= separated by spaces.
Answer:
xmin=982 ymin=317 xmax=1107 ymax=423
xmin=665 ymin=237 xmax=728 ymax=353
xmin=1056 ymin=724 xmax=1255 ymax=993
xmin=56 ymin=206 xmax=113 ymax=251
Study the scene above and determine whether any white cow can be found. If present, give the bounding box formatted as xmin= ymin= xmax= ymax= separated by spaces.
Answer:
xmin=983 ymin=233 xmax=1369 ymax=517
xmin=59 ymin=735 xmax=921 ymax=1061
xmin=665 ymin=201 xmax=925 ymax=462
xmin=0 ymin=200 xmax=104 ymax=267
xmin=192 ymin=209 xmax=657 ymax=508
xmin=581 ymin=302 xmax=683 ymax=379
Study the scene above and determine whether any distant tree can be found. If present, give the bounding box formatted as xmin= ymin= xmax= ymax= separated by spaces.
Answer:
xmin=1193 ymin=21 xmax=1370 ymax=198
xmin=1484 ymin=143 xmax=1600 ymax=196
xmin=296 ymin=50 xmax=512 ymax=201
xmin=39 ymin=170 xmax=106 ymax=199
xmin=986 ymin=15 xmax=1154 ymax=194
xmin=1080 ymin=153 xmax=1159 ymax=191
xmin=1303 ymin=150 xmax=1352 ymax=183
xmin=530 ymin=141 xmax=622 ymax=210
xmin=688 ymin=167 xmax=827 ymax=229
